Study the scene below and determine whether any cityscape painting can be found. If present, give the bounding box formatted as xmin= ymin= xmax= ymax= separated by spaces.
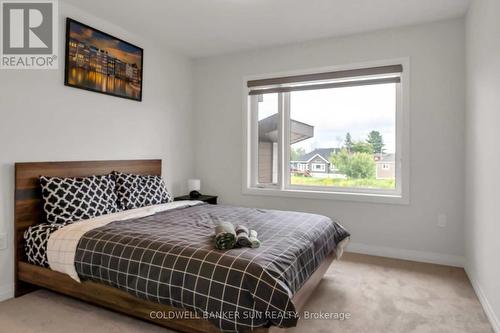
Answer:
xmin=64 ymin=18 xmax=143 ymax=101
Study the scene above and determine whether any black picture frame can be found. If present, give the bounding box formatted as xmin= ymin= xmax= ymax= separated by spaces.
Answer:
xmin=64 ymin=18 xmax=144 ymax=102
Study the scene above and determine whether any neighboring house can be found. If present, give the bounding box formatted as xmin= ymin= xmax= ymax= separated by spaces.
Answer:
xmin=375 ymin=153 xmax=395 ymax=179
xmin=258 ymin=115 xmax=314 ymax=183
xmin=291 ymin=149 xmax=396 ymax=180
xmin=291 ymin=148 xmax=341 ymax=177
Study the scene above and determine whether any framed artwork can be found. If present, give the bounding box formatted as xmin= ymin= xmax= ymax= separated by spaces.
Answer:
xmin=64 ymin=18 xmax=143 ymax=101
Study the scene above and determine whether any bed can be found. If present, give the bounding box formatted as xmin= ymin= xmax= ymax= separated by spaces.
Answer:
xmin=14 ymin=159 xmax=349 ymax=333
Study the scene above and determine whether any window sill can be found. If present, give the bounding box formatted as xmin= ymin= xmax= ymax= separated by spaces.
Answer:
xmin=243 ymin=187 xmax=409 ymax=205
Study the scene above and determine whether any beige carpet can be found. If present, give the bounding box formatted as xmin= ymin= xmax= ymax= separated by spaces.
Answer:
xmin=0 ymin=253 xmax=493 ymax=333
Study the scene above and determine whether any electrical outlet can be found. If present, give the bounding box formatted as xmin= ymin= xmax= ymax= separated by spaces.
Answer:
xmin=0 ymin=233 xmax=7 ymax=250
xmin=437 ymin=214 xmax=447 ymax=228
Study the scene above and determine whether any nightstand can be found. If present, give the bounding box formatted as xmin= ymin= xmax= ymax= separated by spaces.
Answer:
xmin=174 ymin=195 xmax=218 ymax=205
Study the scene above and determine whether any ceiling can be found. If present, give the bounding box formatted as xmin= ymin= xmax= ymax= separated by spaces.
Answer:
xmin=62 ymin=0 xmax=470 ymax=58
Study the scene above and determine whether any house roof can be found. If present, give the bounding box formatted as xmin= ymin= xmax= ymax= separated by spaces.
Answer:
xmin=294 ymin=148 xmax=340 ymax=162
xmin=258 ymin=114 xmax=314 ymax=144
xmin=375 ymin=153 xmax=395 ymax=162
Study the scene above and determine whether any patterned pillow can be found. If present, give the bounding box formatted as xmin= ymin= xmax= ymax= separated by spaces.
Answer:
xmin=24 ymin=222 xmax=71 ymax=267
xmin=113 ymin=171 xmax=172 ymax=210
xmin=40 ymin=174 xmax=119 ymax=224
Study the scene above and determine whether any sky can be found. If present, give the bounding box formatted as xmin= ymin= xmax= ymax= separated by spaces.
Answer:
xmin=258 ymin=83 xmax=396 ymax=153
xmin=70 ymin=21 xmax=142 ymax=68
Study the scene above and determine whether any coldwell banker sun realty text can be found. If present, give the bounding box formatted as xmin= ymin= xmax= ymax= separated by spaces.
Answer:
xmin=1 ymin=0 xmax=58 ymax=69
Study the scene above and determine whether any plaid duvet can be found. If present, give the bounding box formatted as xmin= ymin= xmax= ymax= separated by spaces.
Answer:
xmin=74 ymin=204 xmax=350 ymax=332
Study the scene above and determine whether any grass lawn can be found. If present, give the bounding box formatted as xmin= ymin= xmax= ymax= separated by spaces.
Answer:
xmin=291 ymin=175 xmax=395 ymax=189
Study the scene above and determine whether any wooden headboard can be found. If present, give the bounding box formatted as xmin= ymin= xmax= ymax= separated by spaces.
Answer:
xmin=14 ymin=159 xmax=161 ymax=296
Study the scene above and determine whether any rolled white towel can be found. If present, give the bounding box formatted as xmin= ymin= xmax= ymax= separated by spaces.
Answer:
xmin=248 ymin=230 xmax=260 ymax=248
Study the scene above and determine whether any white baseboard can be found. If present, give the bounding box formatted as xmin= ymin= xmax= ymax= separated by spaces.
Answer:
xmin=0 ymin=283 xmax=14 ymax=302
xmin=465 ymin=268 xmax=500 ymax=333
xmin=345 ymin=242 xmax=465 ymax=267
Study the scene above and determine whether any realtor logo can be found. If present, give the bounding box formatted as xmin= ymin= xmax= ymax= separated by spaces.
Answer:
xmin=1 ymin=0 xmax=58 ymax=69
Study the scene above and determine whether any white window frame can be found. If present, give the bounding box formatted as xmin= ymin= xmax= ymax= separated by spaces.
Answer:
xmin=249 ymin=93 xmax=284 ymax=189
xmin=311 ymin=163 xmax=326 ymax=172
xmin=242 ymin=58 xmax=410 ymax=205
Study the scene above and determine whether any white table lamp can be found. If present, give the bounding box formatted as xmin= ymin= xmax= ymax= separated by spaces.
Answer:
xmin=188 ymin=179 xmax=201 ymax=198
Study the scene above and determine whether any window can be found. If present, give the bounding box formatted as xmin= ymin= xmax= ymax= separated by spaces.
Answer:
xmin=253 ymin=93 xmax=279 ymax=186
xmin=312 ymin=163 xmax=326 ymax=172
xmin=296 ymin=163 xmax=307 ymax=171
xmin=245 ymin=61 xmax=408 ymax=203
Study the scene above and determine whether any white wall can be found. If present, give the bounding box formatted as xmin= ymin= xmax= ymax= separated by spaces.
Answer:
xmin=465 ymin=0 xmax=500 ymax=331
xmin=0 ymin=2 xmax=194 ymax=300
xmin=193 ymin=19 xmax=466 ymax=265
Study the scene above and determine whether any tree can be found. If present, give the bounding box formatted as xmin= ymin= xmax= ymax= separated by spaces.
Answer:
xmin=331 ymin=149 xmax=375 ymax=179
xmin=351 ymin=141 xmax=373 ymax=154
xmin=290 ymin=147 xmax=306 ymax=161
xmin=344 ymin=133 xmax=353 ymax=152
xmin=366 ymin=131 xmax=385 ymax=154
xmin=330 ymin=149 xmax=350 ymax=173
xmin=348 ymin=153 xmax=376 ymax=179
